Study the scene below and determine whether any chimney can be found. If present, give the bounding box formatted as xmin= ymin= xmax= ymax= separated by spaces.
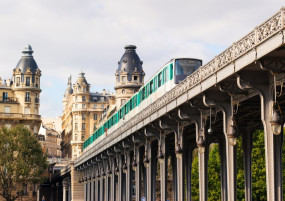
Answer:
xmin=4 ymin=80 xmax=6 ymax=86
xmin=103 ymin=89 xmax=106 ymax=95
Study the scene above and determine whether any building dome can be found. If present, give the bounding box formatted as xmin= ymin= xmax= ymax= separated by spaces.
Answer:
xmin=76 ymin=72 xmax=88 ymax=86
xmin=14 ymin=45 xmax=39 ymax=74
xmin=117 ymin=45 xmax=143 ymax=81
xmin=64 ymin=75 xmax=73 ymax=96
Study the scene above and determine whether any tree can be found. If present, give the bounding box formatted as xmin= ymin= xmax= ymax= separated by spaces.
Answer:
xmin=0 ymin=125 xmax=48 ymax=201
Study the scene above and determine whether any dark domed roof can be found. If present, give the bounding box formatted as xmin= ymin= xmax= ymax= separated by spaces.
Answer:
xmin=118 ymin=45 xmax=143 ymax=73
xmin=64 ymin=75 xmax=73 ymax=96
xmin=75 ymin=72 xmax=89 ymax=86
xmin=14 ymin=45 xmax=39 ymax=73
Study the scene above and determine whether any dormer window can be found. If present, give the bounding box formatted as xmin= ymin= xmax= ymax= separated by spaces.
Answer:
xmin=16 ymin=77 xmax=20 ymax=86
xmin=122 ymin=89 xmax=125 ymax=94
xmin=122 ymin=76 xmax=126 ymax=82
xmin=134 ymin=76 xmax=138 ymax=82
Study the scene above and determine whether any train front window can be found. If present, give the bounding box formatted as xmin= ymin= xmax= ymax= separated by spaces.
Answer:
xmin=174 ymin=59 xmax=202 ymax=84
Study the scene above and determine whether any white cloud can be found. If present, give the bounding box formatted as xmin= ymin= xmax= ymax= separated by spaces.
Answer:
xmin=0 ymin=0 xmax=283 ymax=117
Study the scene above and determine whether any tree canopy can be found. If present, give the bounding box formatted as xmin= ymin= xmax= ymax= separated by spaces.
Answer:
xmin=0 ymin=125 xmax=48 ymax=201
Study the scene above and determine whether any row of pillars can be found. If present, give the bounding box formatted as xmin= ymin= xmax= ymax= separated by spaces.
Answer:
xmin=77 ymin=70 xmax=284 ymax=201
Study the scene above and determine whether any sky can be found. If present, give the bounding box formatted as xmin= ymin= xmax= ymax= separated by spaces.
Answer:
xmin=0 ymin=0 xmax=284 ymax=118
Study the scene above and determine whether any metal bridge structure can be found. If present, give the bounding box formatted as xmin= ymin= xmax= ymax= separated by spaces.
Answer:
xmin=69 ymin=8 xmax=285 ymax=201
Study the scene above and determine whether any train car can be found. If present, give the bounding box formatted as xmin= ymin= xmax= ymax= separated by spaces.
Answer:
xmin=83 ymin=58 xmax=202 ymax=151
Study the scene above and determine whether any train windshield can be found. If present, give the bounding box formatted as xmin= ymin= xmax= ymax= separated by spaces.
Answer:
xmin=174 ymin=59 xmax=202 ymax=84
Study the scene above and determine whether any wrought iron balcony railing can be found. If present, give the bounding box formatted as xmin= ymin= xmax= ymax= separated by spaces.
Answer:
xmin=0 ymin=97 xmax=19 ymax=103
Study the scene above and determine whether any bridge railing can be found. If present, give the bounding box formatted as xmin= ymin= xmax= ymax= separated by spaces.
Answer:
xmin=76 ymin=7 xmax=285 ymax=165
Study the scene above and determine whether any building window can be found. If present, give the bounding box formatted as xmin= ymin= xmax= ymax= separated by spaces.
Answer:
xmin=25 ymin=92 xmax=30 ymax=102
xmin=2 ymin=92 xmax=8 ymax=102
xmin=93 ymin=124 xmax=96 ymax=131
xmin=34 ymin=126 xmax=38 ymax=134
xmin=122 ymin=76 xmax=126 ymax=82
xmin=82 ymin=123 xmax=85 ymax=131
xmin=75 ymin=123 xmax=78 ymax=131
xmin=93 ymin=104 xmax=97 ymax=109
xmin=83 ymin=87 xmax=86 ymax=92
xmin=122 ymin=89 xmax=125 ymax=94
xmin=26 ymin=77 xmax=30 ymax=87
xmin=92 ymin=96 xmax=97 ymax=102
xmin=5 ymin=124 xmax=11 ymax=129
xmin=101 ymin=105 xmax=104 ymax=109
xmin=134 ymin=76 xmax=138 ymax=81
xmin=36 ymin=78 xmax=39 ymax=87
xmin=82 ymin=104 xmax=86 ymax=109
xmin=100 ymin=97 xmax=104 ymax=102
xmin=121 ymin=99 xmax=126 ymax=106
xmin=24 ymin=125 xmax=30 ymax=129
xmin=75 ymin=134 xmax=78 ymax=140
xmin=24 ymin=107 xmax=30 ymax=114
xmin=82 ymin=96 xmax=86 ymax=102
xmin=75 ymin=114 xmax=78 ymax=120
xmin=93 ymin=114 xmax=97 ymax=120
xmin=4 ymin=106 xmax=10 ymax=114
xmin=35 ymin=93 xmax=39 ymax=103
xmin=16 ymin=77 xmax=20 ymax=86
xmin=82 ymin=114 xmax=86 ymax=120
xmin=22 ymin=184 xmax=28 ymax=196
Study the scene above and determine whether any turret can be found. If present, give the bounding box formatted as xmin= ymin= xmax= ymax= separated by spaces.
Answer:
xmin=115 ymin=45 xmax=145 ymax=108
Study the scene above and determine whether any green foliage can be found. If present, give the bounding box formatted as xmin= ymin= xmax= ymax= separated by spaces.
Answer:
xmin=0 ymin=125 xmax=48 ymax=201
xmin=191 ymin=149 xmax=199 ymax=201
xmin=191 ymin=145 xmax=221 ymax=201
xmin=207 ymin=144 xmax=221 ymax=201
xmin=190 ymin=130 xmax=267 ymax=200
xmin=251 ymin=130 xmax=266 ymax=200
xmin=236 ymin=136 xmax=245 ymax=201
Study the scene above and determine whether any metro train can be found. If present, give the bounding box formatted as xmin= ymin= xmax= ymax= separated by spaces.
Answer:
xmin=83 ymin=58 xmax=202 ymax=151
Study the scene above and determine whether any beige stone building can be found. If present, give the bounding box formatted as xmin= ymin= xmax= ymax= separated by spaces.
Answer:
xmin=0 ymin=44 xmax=41 ymax=136
xmin=61 ymin=73 xmax=116 ymax=160
xmin=39 ymin=118 xmax=62 ymax=158
xmin=0 ymin=45 xmax=41 ymax=201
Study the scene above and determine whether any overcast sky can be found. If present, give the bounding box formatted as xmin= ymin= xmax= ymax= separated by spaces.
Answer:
xmin=0 ymin=0 xmax=284 ymax=118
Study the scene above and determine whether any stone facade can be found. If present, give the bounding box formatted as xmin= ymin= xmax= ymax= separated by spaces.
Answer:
xmin=0 ymin=45 xmax=41 ymax=201
xmin=0 ymin=45 xmax=41 ymax=136
xmin=61 ymin=73 xmax=116 ymax=160
xmin=39 ymin=119 xmax=62 ymax=158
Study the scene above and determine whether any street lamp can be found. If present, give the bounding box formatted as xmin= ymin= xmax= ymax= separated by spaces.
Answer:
xmin=228 ymin=118 xmax=237 ymax=146
xmin=175 ymin=143 xmax=183 ymax=159
xmin=197 ymin=135 xmax=205 ymax=154
xmin=157 ymin=148 xmax=164 ymax=164
xmin=270 ymin=74 xmax=282 ymax=135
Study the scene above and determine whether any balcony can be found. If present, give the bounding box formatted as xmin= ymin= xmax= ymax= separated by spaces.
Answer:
xmin=25 ymin=97 xmax=31 ymax=103
xmin=0 ymin=112 xmax=41 ymax=120
xmin=0 ymin=97 xmax=19 ymax=104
